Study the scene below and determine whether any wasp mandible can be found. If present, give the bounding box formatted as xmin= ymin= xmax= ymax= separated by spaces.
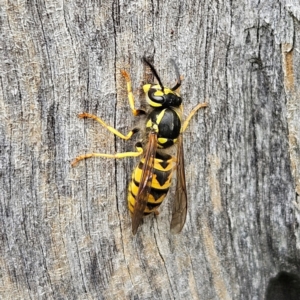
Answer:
xmin=72 ymin=58 xmax=207 ymax=234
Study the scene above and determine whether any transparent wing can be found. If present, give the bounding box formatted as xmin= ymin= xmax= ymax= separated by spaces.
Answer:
xmin=132 ymin=132 xmax=158 ymax=235
xmin=170 ymin=134 xmax=187 ymax=233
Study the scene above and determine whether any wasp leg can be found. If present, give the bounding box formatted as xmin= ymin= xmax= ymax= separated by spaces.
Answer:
xmin=182 ymin=102 xmax=208 ymax=132
xmin=120 ymin=70 xmax=146 ymax=116
xmin=71 ymin=142 xmax=144 ymax=167
xmin=78 ymin=112 xmax=139 ymax=140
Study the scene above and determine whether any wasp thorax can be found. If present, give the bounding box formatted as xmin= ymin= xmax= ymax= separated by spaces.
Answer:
xmin=146 ymin=107 xmax=181 ymax=148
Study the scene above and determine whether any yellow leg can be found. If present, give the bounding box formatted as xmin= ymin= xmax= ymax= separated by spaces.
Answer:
xmin=182 ymin=102 xmax=208 ymax=132
xmin=78 ymin=113 xmax=139 ymax=140
xmin=120 ymin=70 xmax=145 ymax=116
xmin=71 ymin=144 xmax=144 ymax=167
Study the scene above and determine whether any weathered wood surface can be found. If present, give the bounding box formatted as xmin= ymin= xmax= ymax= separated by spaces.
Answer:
xmin=1 ymin=1 xmax=300 ymax=299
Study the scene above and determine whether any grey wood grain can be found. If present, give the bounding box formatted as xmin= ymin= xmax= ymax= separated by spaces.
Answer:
xmin=0 ymin=0 xmax=299 ymax=299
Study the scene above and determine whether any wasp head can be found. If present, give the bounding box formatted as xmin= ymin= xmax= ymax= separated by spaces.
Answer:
xmin=143 ymin=57 xmax=182 ymax=108
xmin=143 ymin=84 xmax=182 ymax=108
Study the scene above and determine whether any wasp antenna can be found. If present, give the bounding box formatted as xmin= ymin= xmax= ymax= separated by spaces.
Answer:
xmin=170 ymin=59 xmax=181 ymax=91
xmin=143 ymin=57 xmax=164 ymax=92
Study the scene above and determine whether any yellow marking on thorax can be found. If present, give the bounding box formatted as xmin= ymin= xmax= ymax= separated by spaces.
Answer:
xmin=158 ymin=138 xmax=168 ymax=144
xmin=156 ymin=109 xmax=166 ymax=124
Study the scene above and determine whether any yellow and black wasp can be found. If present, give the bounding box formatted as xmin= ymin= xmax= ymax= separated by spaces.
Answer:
xmin=72 ymin=58 xmax=207 ymax=234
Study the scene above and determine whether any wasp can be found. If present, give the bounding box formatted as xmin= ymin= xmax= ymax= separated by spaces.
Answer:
xmin=72 ymin=58 xmax=207 ymax=234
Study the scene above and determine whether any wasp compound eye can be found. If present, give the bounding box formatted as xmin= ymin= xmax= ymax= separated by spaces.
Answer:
xmin=148 ymin=88 xmax=164 ymax=104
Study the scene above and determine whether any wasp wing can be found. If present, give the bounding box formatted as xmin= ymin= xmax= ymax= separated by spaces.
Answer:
xmin=170 ymin=133 xmax=187 ymax=233
xmin=132 ymin=132 xmax=158 ymax=235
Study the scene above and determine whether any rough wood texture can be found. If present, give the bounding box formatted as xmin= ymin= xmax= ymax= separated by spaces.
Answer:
xmin=1 ymin=1 xmax=300 ymax=299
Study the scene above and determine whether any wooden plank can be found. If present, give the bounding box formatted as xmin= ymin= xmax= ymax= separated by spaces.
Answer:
xmin=0 ymin=0 xmax=299 ymax=299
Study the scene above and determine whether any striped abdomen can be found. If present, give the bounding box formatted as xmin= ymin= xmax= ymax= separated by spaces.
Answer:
xmin=128 ymin=152 xmax=174 ymax=215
